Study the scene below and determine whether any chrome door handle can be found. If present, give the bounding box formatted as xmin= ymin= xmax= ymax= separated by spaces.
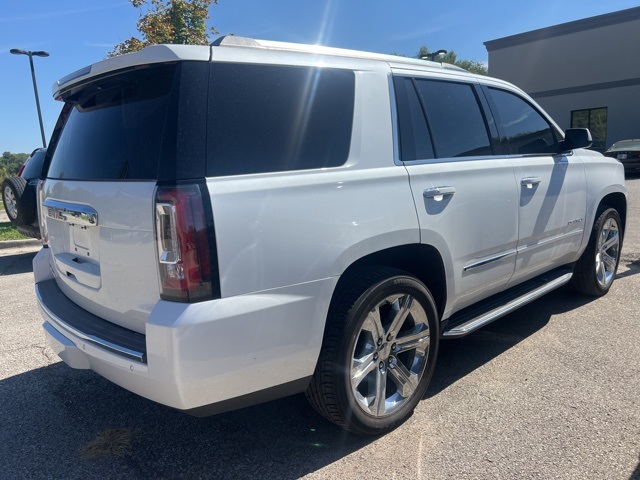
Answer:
xmin=521 ymin=177 xmax=542 ymax=189
xmin=423 ymin=186 xmax=456 ymax=199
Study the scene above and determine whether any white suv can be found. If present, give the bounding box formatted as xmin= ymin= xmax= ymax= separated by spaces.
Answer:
xmin=35 ymin=36 xmax=626 ymax=435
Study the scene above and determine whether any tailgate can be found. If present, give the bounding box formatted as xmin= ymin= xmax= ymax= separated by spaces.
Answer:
xmin=43 ymin=181 xmax=158 ymax=334
xmin=40 ymin=61 xmax=209 ymax=334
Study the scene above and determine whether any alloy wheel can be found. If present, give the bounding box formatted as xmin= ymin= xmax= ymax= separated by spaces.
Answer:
xmin=595 ymin=216 xmax=620 ymax=288
xmin=350 ymin=293 xmax=430 ymax=417
xmin=3 ymin=186 xmax=17 ymax=220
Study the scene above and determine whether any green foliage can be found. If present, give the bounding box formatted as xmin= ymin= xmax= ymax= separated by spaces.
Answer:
xmin=110 ymin=0 xmax=218 ymax=57
xmin=414 ymin=46 xmax=488 ymax=75
xmin=0 ymin=221 xmax=27 ymax=241
xmin=0 ymin=151 xmax=28 ymax=180
xmin=454 ymin=59 xmax=489 ymax=76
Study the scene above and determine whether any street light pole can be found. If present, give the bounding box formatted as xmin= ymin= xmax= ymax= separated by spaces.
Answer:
xmin=10 ymin=48 xmax=50 ymax=148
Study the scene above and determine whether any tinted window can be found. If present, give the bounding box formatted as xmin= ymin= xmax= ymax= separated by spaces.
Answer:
xmin=22 ymin=149 xmax=47 ymax=179
xmin=48 ymin=64 xmax=177 ymax=180
xmin=488 ymin=88 xmax=558 ymax=155
xmin=415 ymin=80 xmax=492 ymax=158
xmin=207 ymin=64 xmax=354 ymax=176
xmin=394 ymin=77 xmax=434 ymax=161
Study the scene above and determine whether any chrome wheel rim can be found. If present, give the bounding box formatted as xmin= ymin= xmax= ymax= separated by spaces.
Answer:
xmin=350 ymin=293 xmax=430 ymax=418
xmin=3 ymin=186 xmax=17 ymax=220
xmin=595 ymin=216 xmax=620 ymax=288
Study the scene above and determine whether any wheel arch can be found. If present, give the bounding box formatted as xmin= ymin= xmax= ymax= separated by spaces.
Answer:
xmin=599 ymin=192 xmax=627 ymax=236
xmin=330 ymin=244 xmax=447 ymax=319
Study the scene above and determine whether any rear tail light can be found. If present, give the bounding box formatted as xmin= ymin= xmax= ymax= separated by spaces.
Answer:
xmin=37 ymin=179 xmax=47 ymax=245
xmin=17 ymin=164 xmax=26 ymax=177
xmin=154 ymin=183 xmax=220 ymax=303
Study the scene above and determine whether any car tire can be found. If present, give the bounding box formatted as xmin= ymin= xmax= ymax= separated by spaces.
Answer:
xmin=572 ymin=207 xmax=622 ymax=296
xmin=2 ymin=177 xmax=36 ymax=226
xmin=306 ymin=267 xmax=439 ymax=435
xmin=17 ymin=225 xmax=41 ymax=240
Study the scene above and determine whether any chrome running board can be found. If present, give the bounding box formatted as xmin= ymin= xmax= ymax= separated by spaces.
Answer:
xmin=442 ymin=269 xmax=573 ymax=338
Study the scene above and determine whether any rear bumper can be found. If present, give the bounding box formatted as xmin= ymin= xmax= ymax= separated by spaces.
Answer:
xmin=34 ymin=248 xmax=336 ymax=412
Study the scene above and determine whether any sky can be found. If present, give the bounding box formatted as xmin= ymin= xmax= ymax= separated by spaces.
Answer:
xmin=1 ymin=0 xmax=638 ymax=154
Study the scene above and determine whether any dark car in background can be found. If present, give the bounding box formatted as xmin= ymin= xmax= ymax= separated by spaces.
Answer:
xmin=604 ymin=139 xmax=640 ymax=175
xmin=1 ymin=147 xmax=46 ymax=239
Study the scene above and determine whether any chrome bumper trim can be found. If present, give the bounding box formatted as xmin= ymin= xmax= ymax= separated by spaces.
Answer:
xmin=35 ymin=282 xmax=146 ymax=363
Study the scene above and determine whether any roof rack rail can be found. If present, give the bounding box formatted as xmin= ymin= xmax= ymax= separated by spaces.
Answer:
xmin=210 ymin=35 xmax=261 ymax=47
xmin=210 ymin=35 xmax=468 ymax=72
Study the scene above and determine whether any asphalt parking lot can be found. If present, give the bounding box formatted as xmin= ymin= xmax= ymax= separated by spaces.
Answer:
xmin=1 ymin=179 xmax=639 ymax=480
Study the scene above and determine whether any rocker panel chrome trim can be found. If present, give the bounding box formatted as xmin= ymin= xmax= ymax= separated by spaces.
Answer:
xmin=463 ymin=249 xmax=517 ymax=272
xmin=442 ymin=272 xmax=573 ymax=338
xmin=516 ymin=229 xmax=584 ymax=254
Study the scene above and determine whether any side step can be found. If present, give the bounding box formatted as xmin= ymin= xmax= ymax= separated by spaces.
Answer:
xmin=442 ymin=267 xmax=573 ymax=338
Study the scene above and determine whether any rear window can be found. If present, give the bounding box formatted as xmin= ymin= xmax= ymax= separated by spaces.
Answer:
xmin=48 ymin=64 xmax=178 ymax=180
xmin=22 ymin=149 xmax=47 ymax=179
xmin=206 ymin=64 xmax=355 ymax=176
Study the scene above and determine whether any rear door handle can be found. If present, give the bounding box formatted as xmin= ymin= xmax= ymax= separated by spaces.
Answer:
xmin=521 ymin=177 xmax=542 ymax=189
xmin=423 ymin=186 xmax=456 ymax=200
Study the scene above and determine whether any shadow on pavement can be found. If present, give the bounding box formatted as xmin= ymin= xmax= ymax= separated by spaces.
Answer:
xmin=0 ymin=251 xmax=38 ymax=276
xmin=1 ymin=362 xmax=370 ymax=479
xmin=0 ymin=288 xmax=599 ymax=479
xmin=426 ymin=288 xmax=597 ymax=399
xmin=616 ymin=257 xmax=640 ymax=280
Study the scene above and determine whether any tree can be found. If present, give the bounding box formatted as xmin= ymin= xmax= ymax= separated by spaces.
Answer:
xmin=0 ymin=152 xmax=29 ymax=180
xmin=414 ymin=46 xmax=488 ymax=76
xmin=110 ymin=0 xmax=218 ymax=57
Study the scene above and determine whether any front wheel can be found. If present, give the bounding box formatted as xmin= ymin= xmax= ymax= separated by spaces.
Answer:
xmin=306 ymin=268 xmax=439 ymax=435
xmin=572 ymin=207 xmax=622 ymax=296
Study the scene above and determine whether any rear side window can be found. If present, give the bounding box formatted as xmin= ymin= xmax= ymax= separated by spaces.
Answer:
xmin=414 ymin=79 xmax=492 ymax=158
xmin=22 ymin=149 xmax=47 ymax=179
xmin=487 ymin=87 xmax=558 ymax=155
xmin=207 ymin=64 xmax=355 ymax=176
xmin=394 ymin=77 xmax=435 ymax=161
xmin=48 ymin=64 xmax=177 ymax=180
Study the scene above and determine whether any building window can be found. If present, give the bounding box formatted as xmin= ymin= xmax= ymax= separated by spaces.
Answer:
xmin=571 ymin=108 xmax=607 ymax=150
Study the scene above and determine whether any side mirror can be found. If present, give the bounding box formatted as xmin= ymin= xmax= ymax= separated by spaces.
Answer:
xmin=560 ymin=128 xmax=592 ymax=152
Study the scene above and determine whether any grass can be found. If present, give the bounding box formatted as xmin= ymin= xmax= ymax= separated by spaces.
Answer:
xmin=0 ymin=221 xmax=27 ymax=241
xmin=1 ymin=199 xmax=28 ymax=241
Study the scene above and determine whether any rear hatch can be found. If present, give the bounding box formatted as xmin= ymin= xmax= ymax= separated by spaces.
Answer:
xmin=42 ymin=60 xmax=209 ymax=334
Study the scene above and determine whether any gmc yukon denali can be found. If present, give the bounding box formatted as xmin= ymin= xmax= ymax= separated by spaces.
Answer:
xmin=34 ymin=36 xmax=626 ymax=435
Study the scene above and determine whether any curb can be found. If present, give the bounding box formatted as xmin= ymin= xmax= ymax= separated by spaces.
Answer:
xmin=0 ymin=239 xmax=42 ymax=250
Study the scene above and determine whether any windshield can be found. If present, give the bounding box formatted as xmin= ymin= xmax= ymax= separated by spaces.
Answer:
xmin=608 ymin=140 xmax=640 ymax=151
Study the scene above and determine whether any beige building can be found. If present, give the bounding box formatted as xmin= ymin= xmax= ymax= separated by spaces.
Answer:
xmin=485 ymin=7 xmax=640 ymax=150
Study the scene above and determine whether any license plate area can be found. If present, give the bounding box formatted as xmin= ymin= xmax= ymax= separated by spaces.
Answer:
xmin=70 ymin=223 xmax=95 ymax=260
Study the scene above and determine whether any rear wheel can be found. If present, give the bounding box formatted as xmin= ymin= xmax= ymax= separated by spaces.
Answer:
xmin=306 ymin=267 xmax=439 ymax=435
xmin=572 ymin=207 xmax=622 ymax=296
xmin=2 ymin=177 xmax=35 ymax=226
